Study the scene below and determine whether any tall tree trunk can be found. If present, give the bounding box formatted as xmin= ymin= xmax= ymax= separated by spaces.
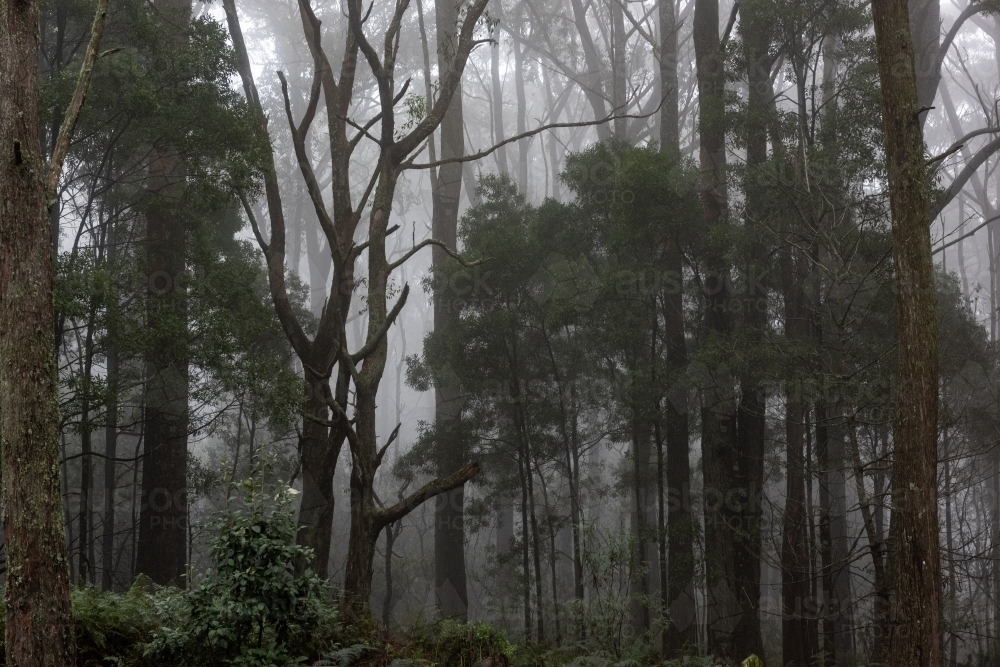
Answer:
xmin=781 ymin=244 xmax=816 ymax=667
xmin=630 ymin=421 xmax=653 ymax=635
xmin=817 ymin=29 xmax=856 ymax=667
xmin=137 ymin=147 xmax=190 ymax=586
xmin=817 ymin=402 xmax=855 ymax=667
xmin=662 ymin=240 xmax=697 ymax=656
xmin=525 ymin=444 xmax=545 ymax=641
xmin=136 ymin=0 xmax=192 ymax=588
xmin=513 ymin=32 xmax=529 ymax=196
xmin=693 ymin=0 xmax=743 ymax=655
xmin=433 ymin=0 xmax=469 ymax=621
xmin=102 ymin=237 xmax=119 ymax=592
xmin=659 ymin=0 xmax=679 ymax=152
xmin=779 ymin=46 xmax=820 ymax=656
xmin=943 ymin=409 xmax=958 ymax=666
xmin=519 ymin=451 xmax=532 ymax=640
xmin=537 ymin=469 xmax=563 ymax=645
xmin=611 ymin=0 xmax=627 ymax=139
xmin=567 ymin=0 xmax=612 ymax=139
xmin=871 ymin=2 xmax=941 ymax=664
xmin=567 ymin=391 xmax=586 ymax=637
xmin=490 ymin=19 xmax=509 ymax=174
xmin=658 ymin=2 xmax=695 ymax=652
xmin=222 ymin=0 xmax=356 ymax=582
xmin=733 ymin=5 xmax=770 ymax=657
xmin=907 ymin=0 xmax=940 ymax=115
xmin=78 ymin=305 xmax=98 ymax=585
xmin=0 ymin=0 xmax=106 ymax=661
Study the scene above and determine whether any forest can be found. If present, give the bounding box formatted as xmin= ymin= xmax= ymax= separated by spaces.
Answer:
xmin=0 ymin=0 xmax=992 ymax=664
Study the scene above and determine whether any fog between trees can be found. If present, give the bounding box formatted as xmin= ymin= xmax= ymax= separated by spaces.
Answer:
xmin=3 ymin=0 xmax=1000 ymax=665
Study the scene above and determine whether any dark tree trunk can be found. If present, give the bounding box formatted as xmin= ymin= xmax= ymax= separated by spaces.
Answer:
xmin=526 ymin=457 xmax=545 ymax=642
xmin=817 ymin=402 xmax=855 ymax=667
xmin=513 ymin=32 xmax=529 ymax=195
xmin=659 ymin=0 xmax=679 ymax=152
xmin=567 ymin=394 xmax=586 ymax=636
xmin=732 ymin=6 xmax=770 ymax=657
xmin=222 ymin=0 xmax=356 ymax=581
xmin=136 ymin=0 xmax=191 ymax=588
xmin=658 ymin=3 xmax=695 ymax=652
xmin=296 ymin=367 xmax=341 ymax=579
xmin=780 ymin=360 xmax=814 ymax=667
xmin=907 ymin=0 xmax=940 ymax=114
xmin=0 ymin=0 xmax=80 ymax=663
xmin=567 ymin=0 xmax=612 ymax=139
xmin=520 ymin=451 xmax=532 ymax=641
xmin=630 ymin=420 xmax=653 ymax=635
xmin=537 ymin=471 xmax=563 ymax=645
xmin=780 ymin=174 xmax=817 ymax=667
xmin=693 ymin=0 xmax=746 ymax=656
xmin=871 ymin=1 xmax=941 ymax=664
xmin=662 ymin=239 xmax=697 ymax=656
xmin=432 ymin=0 xmax=469 ymax=621
xmin=490 ymin=18 xmax=509 ymax=174
xmin=136 ymin=146 xmax=190 ymax=587
xmin=611 ymin=0 xmax=627 ymax=139
xmin=102 ymin=278 xmax=119 ymax=592
xmin=78 ymin=305 xmax=97 ymax=585
xmin=817 ymin=31 xmax=856 ymax=667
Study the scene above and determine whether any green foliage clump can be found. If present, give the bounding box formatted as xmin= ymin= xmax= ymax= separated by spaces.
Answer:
xmin=144 ymin=479 xmax=337 ymax=667
xmin=409 ymin=620 xmax=514 ymax=667
xmin=72 ymin=582 xmax=161 ymax=666
xmin=0 ymin=580 xmax=160 ymax=667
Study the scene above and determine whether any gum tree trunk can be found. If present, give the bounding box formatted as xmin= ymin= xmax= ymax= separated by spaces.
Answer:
xmin=136 ymin=0 xmax=191 ymax=588
xmin=432 ymin=0 xmax=469 ymax=621
xmin=0 ymin=0 xmax=106 ymax=662
xmin=693 ymin=0 xmax=746 ymax=657
xmin=871 ymin=0 xmax=941 ymax=664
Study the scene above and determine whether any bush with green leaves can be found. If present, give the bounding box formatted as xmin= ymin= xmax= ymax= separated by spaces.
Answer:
xmin=72 ymin=583 xmax=161 ymax=666
xmin=0 ymin=581 xmax=161 ymax=667
xmin=563 ymin=524 xmax=661 ymax=662
xmin=407 ymin=620 xmax=514 ymax=667
xmin=145 ymin=476 xmax=337 ymax=666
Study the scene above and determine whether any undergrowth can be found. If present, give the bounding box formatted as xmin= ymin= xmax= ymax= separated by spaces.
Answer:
xmin=0 ymin=475 xmax=731 ymax=667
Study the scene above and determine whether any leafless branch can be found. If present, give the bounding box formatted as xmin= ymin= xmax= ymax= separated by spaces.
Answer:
xmin=933 ymin=211 xmax=1000 ymax=255
xmin=931 ymin=135 xmax=1000 ymax=219
xmin=351 ymin=283 xmax=410 ymax=363
xmin=401 ymin=102 xmax=661 ymax=171
xmin=927 ymin=126 xmax=1000 ymax=165
xmin=47 ymin=0 xmax=111 ymax=205
xmin=378 ymin=461 xmax=481 ymax=527
xmin=237 ymin=189 xmax=269 ymax=253
xmin=389 ymin=238 xmax=486 ymax=271
xmin=277 ymin=70 xmax=344 ymax=262
xmin=376 ymin=423 xmax=402 ymax=469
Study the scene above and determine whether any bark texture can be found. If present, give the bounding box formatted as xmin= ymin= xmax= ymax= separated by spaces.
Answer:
xmin=871 ymin=0 xmax=941 ymax=665
xmin=0 ymin=0 xmax=86 ymax=663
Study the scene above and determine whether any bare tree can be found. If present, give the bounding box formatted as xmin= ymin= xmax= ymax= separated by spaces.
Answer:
xmin=223 ymin=0 xmax=488 ymax=616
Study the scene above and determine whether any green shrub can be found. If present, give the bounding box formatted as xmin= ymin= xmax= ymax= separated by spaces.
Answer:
xmin=0 ymin=580 xmax=163 ymax=667
xmin=72 ymin=582 xmax=160 ymax=666
xmin=410 ymin=620 xmax=514 ymax=667
xmin=144 ymin=478 xmax=338 ymax=666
